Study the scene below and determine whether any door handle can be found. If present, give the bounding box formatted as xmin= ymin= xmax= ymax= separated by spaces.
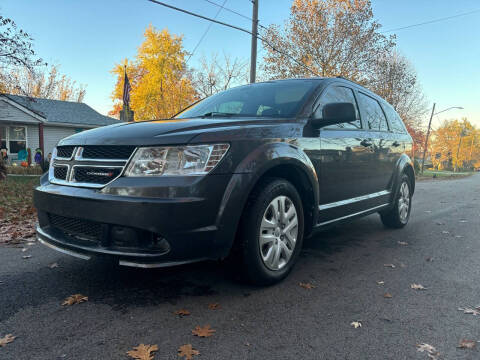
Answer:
xmin=360 ymin=139 xmax=372 ymax=147
xmin=392 ymin=141 xmax=400 ymax=147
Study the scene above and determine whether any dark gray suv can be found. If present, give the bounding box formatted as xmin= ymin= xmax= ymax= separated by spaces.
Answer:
xmin=34 ymin=78 xmax=414 ymax=285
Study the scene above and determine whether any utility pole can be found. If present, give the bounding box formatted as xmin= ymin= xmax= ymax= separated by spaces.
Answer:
xmin=249 ymin=0 xmax=258 ymax=83
xmin=421 ymin=103 xmax=436 ymax=174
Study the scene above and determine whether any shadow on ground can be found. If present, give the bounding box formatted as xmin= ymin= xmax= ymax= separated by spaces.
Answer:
xmin=1 ymin=215 xmax=385 ymax=320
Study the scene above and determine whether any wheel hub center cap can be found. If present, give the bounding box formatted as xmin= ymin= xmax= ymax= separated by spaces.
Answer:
xmin=274 ymin=227 xmax=281 ymax=237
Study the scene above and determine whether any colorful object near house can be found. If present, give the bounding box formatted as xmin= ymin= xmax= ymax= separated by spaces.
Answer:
xmin=34 ymin=148 xmax=43 ymax=164
xmin=17 ymin=149 xmax=27 ymax=162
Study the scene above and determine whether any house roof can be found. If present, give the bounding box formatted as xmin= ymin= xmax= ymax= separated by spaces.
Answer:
xmin=2 ymin=94 xmax=120 ymax=127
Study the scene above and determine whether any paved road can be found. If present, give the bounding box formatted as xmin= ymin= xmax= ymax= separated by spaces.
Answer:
xmin=1 ymin=175 xmax=480 ymax=360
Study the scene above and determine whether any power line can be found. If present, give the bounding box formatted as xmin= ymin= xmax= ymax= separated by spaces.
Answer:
xmin=146 ymin=0 xmax=319 ymax=76
xmin=147 ymin=0 xmax=252 ymax=36
xmin=202 ymin=0 xmax=268 ymax=29
xmin=186 ymin=0 xmax=228 ymax=63
xmin=382 ymin=8 xmax=480 ymax=33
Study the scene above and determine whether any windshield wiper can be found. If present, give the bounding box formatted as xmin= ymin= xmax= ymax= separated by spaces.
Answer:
xmin=199 ymin=112 xmax=238 ymax=118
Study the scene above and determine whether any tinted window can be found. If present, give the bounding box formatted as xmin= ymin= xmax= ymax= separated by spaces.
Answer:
xmin=383 ymin=104 xmax=406 ymax=133
xmin=176 ymin=80 xmax=319 ymax=119
xmin=357 ymin=93 xmax=388 ymax=131
xmin=315 ymin=86 xmax=361 ymax=129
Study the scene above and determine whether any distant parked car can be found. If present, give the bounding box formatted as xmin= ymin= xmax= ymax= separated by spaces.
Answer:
xmin=34 ymin=78 xmax=414 ymax=285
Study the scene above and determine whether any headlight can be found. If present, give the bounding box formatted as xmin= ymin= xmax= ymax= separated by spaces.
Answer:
xmin=124 ymin=144 xmax=229 ymax=176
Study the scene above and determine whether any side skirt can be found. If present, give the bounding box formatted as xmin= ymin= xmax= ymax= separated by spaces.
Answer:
xmin=309 ymin=203 xmax=390 ymax=234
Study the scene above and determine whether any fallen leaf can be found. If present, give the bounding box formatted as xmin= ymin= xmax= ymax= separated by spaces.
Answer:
xmin=192 ymin=325 xmax=216 ymax=338
xmin=384 ymin=293 xmax=393 ymax=298
xmin=174 ymin=309 xmax=191 ymax=317
xmin=397 ymin=241 xmax=408 ymax=246
xmin=299 ymin=282 xmax=315 ymax=289
xmin=62 ymin=294 xmax=88 ymax=306
xmin=0 ymin=334 xmax=16 ymax=347
xmin=377 ymin=281 xmax=385 ymax=285
xmin=458 ymin=339 xmax=476 ymax=349
xmin=350 ymin=321 xmax=362 ymax=329
xmin=384 ymin=264 xmax=396 ymax=268
xmin=22 ymin=255 xmax=31 ymax=259
xmin=127 ymin=344 xmax=158 ymax=360
xmin=458 ymin=307 xmax=480 ymax=316
xmin=411 ymin=284 xmax=427 ymax=290
xmin=48 ymin=262 xmax=59 ymax=269
xmin=208 ymin=303 xmax=221 ymax=310
xmin=416 ymin=343 xmax=439 ymax=359
xmin=178 ymin=344 xmax=200 ymax=360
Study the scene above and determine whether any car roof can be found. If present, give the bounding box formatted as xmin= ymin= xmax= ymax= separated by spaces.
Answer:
xmin=257 ymin=77 xmax=378 ymax=97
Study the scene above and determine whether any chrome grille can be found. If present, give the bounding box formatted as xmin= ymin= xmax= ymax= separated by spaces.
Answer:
xmin=49 ymin=145 xmax=136 ymax=188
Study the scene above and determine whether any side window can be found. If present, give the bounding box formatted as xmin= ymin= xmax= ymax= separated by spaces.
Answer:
xmin=314 ymin=86 xmax=361 ymax=129
xmin=383 ymin=104 xmax=407 ymax=133
xmin=357 ymin=93 xmax=389 ymax=131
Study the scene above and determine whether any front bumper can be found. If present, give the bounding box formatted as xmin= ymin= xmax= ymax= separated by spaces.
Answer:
xmin=34 ymin=174 xmax=235 ymax=267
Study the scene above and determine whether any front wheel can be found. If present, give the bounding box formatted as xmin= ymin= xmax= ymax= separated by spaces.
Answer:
xmin=235 ymin=178 xmax=304 ymax=285
xmin=380 ymin=174 xmax=412 ymax=228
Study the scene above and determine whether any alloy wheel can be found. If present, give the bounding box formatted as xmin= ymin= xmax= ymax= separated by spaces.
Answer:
xmin=398 ymin=181 xmax=410 ymax=223
xmin=259 ymin=195 xmax=298 ymax=271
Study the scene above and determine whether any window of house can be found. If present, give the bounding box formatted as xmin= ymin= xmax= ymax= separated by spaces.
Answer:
xmin=357 ymin=93 xmax=389 ymax=131
xmin=8 ymin=126 xmax=27 ymax=154
xmin=314 ymin=86 xmax=362 ymax=129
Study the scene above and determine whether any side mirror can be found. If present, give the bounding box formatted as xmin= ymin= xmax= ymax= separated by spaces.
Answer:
xmin=311 ymin=102 xmax=356 ymax=128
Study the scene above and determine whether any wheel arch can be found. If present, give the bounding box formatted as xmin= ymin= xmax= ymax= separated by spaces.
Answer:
xmin=393 ymin=154 xmax=415 ymax=198
xmin=213 ymin=143 xmax=319 ymax=258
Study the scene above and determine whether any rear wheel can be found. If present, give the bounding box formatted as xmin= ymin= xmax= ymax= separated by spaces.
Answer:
xmin=234 ymin=178 xmax=304 ymax=285
xmin=380 ymin=174 xmax=412 ymax=228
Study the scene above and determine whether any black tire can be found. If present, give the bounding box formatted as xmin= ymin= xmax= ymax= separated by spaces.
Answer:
xmin=380 ymin=174 xmax=412 ymax=228
xmin=234 ymin=177 xmax=304 ymax=285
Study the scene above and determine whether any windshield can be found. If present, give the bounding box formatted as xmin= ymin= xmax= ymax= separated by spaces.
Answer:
xmin=175 ymin=80 xmax=320 ymax=119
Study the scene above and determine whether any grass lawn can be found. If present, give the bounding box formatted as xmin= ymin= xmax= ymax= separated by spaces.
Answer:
xmin=0 ymin=176 xmax=40 ymax=243
xmin=417 ymin=169 xmax=475 ymax=180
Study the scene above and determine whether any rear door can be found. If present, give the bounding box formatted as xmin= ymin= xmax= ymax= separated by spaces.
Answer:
xmin=382 ymin=102 xmax=410 ymax=175
xmin=316 ymin=85 xmax=374 ymax=223
xmin=356 ymin=91 xmax=395 ymax=193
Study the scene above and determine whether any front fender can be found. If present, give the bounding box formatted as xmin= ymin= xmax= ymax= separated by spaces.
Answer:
xmin=212 ymin=142 xmax=319 ymax=258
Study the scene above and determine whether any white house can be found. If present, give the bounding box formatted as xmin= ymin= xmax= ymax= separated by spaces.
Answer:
xmin=0 ymin=94 xmax=120 ymax=162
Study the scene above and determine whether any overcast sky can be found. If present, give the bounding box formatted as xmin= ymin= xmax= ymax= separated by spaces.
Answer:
xmin=2 ymin=0 xmax=479 ymax=127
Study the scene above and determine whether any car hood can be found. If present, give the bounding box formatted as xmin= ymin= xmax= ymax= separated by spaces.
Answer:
xmin=58 ymin=117 xmax=300 ymax=146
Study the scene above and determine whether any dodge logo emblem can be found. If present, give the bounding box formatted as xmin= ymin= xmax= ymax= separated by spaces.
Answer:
xmin=86 ymin=171 xmax=114 ymax=177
